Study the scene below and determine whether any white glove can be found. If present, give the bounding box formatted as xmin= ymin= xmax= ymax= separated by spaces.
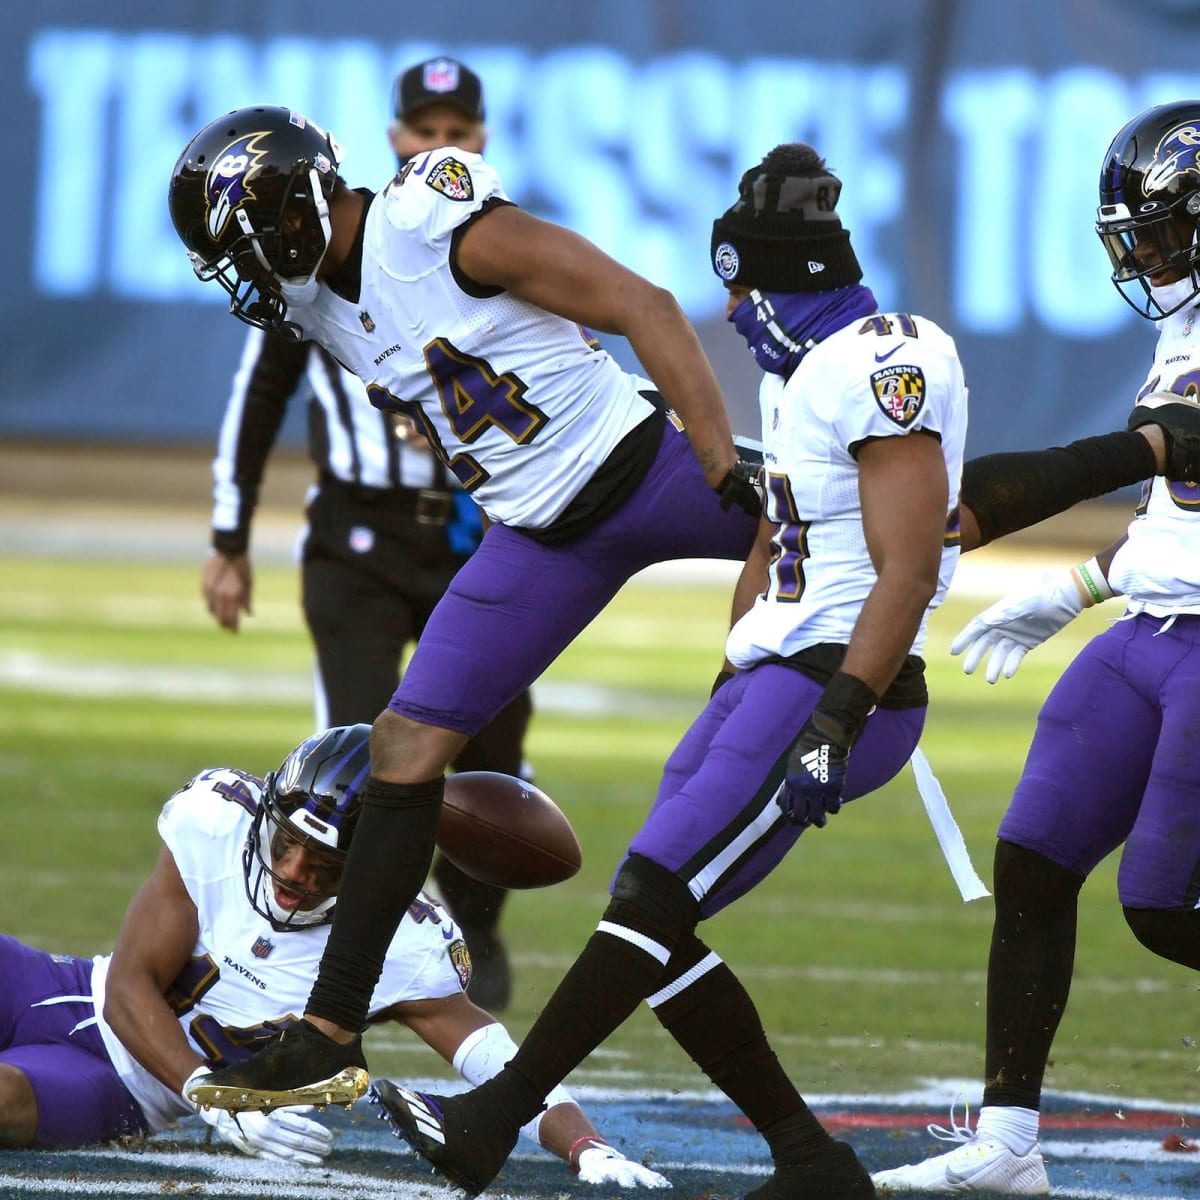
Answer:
xmin=949 ymin=561 xmax=1108 ymax=684
xmin=577 ymin=1143 xmax=672 ymax=1188
xmin=185 ymin=1067 xmax=333 ymax=1166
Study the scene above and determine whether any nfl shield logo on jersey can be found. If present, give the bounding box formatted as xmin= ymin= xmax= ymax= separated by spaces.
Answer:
xmin=251 ymin=936 xmax=273 ymax=959
xmin=870 ymin=365 xmax=926 ymax=428
xmin=359 ymin=310 xmax=375 ymax=332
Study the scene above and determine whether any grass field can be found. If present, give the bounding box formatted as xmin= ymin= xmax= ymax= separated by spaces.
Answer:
xmin=3 ymin=540 xmax=1198 ymax=1121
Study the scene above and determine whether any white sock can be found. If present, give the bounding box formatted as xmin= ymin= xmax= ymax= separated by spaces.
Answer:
xmin=975 ymin=1105 xmax=1040 ymax=1157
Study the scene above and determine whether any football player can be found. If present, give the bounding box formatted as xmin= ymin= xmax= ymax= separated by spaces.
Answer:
xmin=0 ymin=725 xmax=668 ymax=1186
xmin=358 ymin=141 xmax=967 ymax=1200
xmin=353 ymin=132 xmax=1200 ymax=1200
xmin=869 ymin=99 xmax=1200 ymax=1195
xmin=166 ymin=99 xmax=1195 ymax=1142
xmin=167 ymin=102 xmax=762 ymax=1108
xmin=201 ymin=57 xmax=524 ymax=1013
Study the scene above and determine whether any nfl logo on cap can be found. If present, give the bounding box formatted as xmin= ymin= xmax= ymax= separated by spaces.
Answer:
xmin=423 ymin=58 xmax=460 ymax=93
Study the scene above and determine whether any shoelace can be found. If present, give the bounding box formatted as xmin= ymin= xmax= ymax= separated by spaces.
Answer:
xmin=926 ymin=1097 xmax=977 ymax=1146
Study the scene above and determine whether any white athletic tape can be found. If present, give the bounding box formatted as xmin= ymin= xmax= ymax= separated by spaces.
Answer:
xmin=909 ymin=746 xmax=991 ymax=903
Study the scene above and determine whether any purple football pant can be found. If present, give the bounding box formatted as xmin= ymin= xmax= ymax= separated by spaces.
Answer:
xmin=389 ymin=419 xmax=757 ymax=734
xmin=0 ymin=936 xmax=147 ymax=1145
xmin=625 ymin=663 xmax=925 ymax=918
xmin=999 ymin=612 xmax=1200 ymax=909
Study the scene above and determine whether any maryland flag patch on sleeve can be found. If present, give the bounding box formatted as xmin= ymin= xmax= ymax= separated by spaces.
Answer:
xmin=425 ymin=156 xmax=474 ymax=202
xmin=870 ymin=365 xmax=926 ymax=428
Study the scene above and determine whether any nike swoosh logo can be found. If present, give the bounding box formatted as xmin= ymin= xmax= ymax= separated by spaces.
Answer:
xmin=874 ymin=345 xmax=902 ymax=363
xmin=441 ymin=926 xmax=454 ymax=940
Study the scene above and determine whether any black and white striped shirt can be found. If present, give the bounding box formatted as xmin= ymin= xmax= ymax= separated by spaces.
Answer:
xmin=210 ymin=328 xmax=446 ymax=555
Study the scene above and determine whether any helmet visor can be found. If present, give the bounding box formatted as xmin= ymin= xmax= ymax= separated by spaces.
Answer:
xmin=1097 ymin=208 xmax=1192 ymax=283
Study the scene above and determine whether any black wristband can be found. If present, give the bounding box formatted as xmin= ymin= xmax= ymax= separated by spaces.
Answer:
xmin=211 ymin=530 xmax=250 ymax=557
xmin=960 ymin=430 xmax=1156 ymax=547
xmin=812 ymin=670 xmax=879 ymax=746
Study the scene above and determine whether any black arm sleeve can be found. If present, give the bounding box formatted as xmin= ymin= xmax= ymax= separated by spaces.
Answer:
xmin=960 ymin=429 xmax=1156 ymax=548
xmin=210 ymin=332 xmax=309 ymax=556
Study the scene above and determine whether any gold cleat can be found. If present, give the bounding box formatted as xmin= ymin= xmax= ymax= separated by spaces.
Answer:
xmin=187 ymin=1066 xmax=370 ymax=1114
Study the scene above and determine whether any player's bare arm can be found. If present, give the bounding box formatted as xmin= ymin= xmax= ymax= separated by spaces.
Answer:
xmin=104 ymin=847 xmax=205 ymax=1093
xmin=841 ymin=431 xmax=948 ymax=695
xmin=454 ymin=204 xmax=737 ymax=488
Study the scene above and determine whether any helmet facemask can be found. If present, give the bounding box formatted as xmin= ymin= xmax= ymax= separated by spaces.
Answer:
xmin=1096 ymin=191 xmax=1200 ymax=320
xmin=191 ymin=161 xmax=335 ymax=335
xmin=243 ymin=782 xmax=350 ymax=931
xmin=241 ymin=724 xmax=370 ymax=931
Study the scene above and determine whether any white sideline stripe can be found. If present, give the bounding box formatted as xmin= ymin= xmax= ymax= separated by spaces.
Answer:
xmin=0 ymin=651 xmax=698 ymax=718
xmin=507 ymin=951 xmax=1179 ymax=998
xmin=1042 ymin=1135 xmax=1200 ymax=1164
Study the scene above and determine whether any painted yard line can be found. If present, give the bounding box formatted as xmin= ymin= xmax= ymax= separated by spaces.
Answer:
xmin=1041 ymin=1135 xmax=1200 ymax=1163
xmin=509 ymin=950 xmax=1185 ymax=998
xmin=0 ymin=651 xmax=702 ymax=719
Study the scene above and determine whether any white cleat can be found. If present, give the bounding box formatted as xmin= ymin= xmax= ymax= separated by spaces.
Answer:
xmin=871 ymin=1135 xmax=1049 ymax=1194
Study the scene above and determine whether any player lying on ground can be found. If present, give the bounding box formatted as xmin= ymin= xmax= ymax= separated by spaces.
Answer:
xmin=0 ymin=724 xmax=667 ymax=1187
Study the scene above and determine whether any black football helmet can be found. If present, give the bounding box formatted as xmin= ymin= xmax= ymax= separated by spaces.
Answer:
xmin=244 ymin=724 xmax=371 ymax=931
xmin=168 ymin=106 xmax=343 ymax=332
xmin=1096 ymin=100 xmax=1200 ymax=319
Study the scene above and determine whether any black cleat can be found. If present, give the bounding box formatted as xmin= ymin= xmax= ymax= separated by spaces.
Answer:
xmin=745 ymin=1140 xmax=877 ymax=1200
xmin=185 ymin=1019 xmax=369 ymax=1114
xmin=368 ymin=1079 xmax=519 ymax=1196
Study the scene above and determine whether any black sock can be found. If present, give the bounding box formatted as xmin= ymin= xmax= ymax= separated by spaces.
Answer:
xmin=482 ymin=855 xmax=697 ymax=1126
xmin=481 ymin=926 xmax=668 ymax=1126
xmin=983 ymin=840 xmax=1083 ymax=1109
xmin=307 ymin=775 xmax=443 ymax=1031
xmin=651 ymin=936 xmax=827 ymax=1164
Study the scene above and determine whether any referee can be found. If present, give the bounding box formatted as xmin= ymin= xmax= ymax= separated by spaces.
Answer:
xmin=200 ymin=57 xmax=527 ymax=1011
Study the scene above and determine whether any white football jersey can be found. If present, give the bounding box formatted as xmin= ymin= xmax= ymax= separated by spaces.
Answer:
xmin=1106 ymin=301 xmax=1200 ymax=614
xmin=90 ymin=769 xmax=471 ymax=1133
xmin=282 ymin=147 xmax=656 ymax=529
xmin=726 ymin=312 xmax=967 ymax=668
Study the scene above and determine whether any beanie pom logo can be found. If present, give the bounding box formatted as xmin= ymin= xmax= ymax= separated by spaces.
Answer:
xmin=713 ymin=241 xmax=740 ymax=281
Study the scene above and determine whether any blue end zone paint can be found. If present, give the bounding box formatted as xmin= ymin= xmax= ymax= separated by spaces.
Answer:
xmin=1 ymin=1087 xmax=1199 ymax=1198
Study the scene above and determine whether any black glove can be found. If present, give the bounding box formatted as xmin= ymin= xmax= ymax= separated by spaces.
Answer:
xmin=715 ymin=458 xmax=763 ymax=517
xmin=1128 ymin=391 xmax=1200 ymax=482
xmin=778 ymin=672 xmax=878 ymax=828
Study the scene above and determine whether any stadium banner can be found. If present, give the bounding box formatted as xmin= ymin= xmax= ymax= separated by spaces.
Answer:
xmin=2 ymin=1 xmax=1198 ymax=453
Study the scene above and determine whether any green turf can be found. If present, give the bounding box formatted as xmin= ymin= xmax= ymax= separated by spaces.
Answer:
xmin=2 ymin=555 xmax=1197 ymax=1108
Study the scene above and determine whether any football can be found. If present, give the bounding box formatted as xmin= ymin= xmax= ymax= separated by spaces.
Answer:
xmin=436 ymin=771 xmax=582 ymax=889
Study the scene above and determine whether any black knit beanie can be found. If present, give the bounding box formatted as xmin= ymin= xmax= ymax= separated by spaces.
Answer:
xmin=711 ymin=144 xmax=862 ymax=292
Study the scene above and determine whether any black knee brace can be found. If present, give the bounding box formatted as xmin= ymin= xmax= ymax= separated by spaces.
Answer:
xmin=605 ymin=853 xmax=701 ymax=947
xmin=1124 ymin=906 xmax=1200 ymax=970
